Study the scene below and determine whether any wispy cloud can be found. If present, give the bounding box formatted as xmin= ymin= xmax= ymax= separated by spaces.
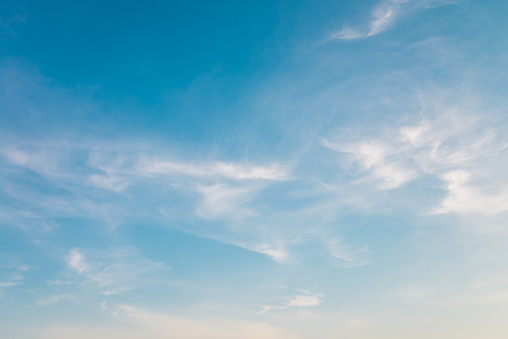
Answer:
xmin=66 ymin=249 xmax=89 ymax=274
xmin=234 ymin=242 xmax=290 ymax=263
xmin=257 ymin=289 xmax=324 ymax=314
xmin=1 ymin=138 xmax=304 ymax=262
xmin=432 ymin=170 xmax=508 ymax=215
xmin=324 ymin=139 xmax=419 ymax=189
xmin=61 ymin=248 xmax=169 ymax=297
xmin=139 ymin=159 xmax=286 ymax=181
xmin=3 ymin=130 xmax=361 ymax=265
xmin=326 ymin=239 xmax=370 ymax=268
xmin=286 ymin=290 xmax=324 ymax=307
xmin=0 ymin=255 xmax=30 ymax=291
xmin=328 ymin=0 xmax=454 ymax=41
xmin=323 ymin=101 xmax=508 ymax=217
xmin=0 ymin=137 xmax=297 ymax=260
xmin=36 ymin=294 xmax=75 ymax=306
xmin=195 ymin=183 xmax=258 ymax=219
xmin=329 ymin=0 xmax=408 ymax=40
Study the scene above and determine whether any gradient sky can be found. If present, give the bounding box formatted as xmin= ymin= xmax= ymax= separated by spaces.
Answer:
xmin=1 ymin=0 xmax=508 ymax=338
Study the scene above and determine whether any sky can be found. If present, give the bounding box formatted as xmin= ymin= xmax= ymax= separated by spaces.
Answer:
xmin=1 ymin=0 xmax=508 ymax=338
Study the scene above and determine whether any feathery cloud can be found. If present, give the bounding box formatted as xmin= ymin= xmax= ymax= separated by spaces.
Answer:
xmin=62 ymin=248 xmax=169 ymax=297
xmin=329 ymin=0 xmax=408 ymax=40
xmin=139 ymin=159 xmax=286 ymax=181
xmin=257 ymin=290 xmax=324 ymax=314
xmin=323 ymin=102 xmax=508 ymax=218
xmin=432 ymin=170 xmax=508 ymax=215
xmin=0 ymin=256 xmax=30 ymax=291
xmin=328 ymin=0 xmax=454 ymax=41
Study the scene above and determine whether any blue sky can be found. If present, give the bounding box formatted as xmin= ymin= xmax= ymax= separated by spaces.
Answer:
xmin=2 ymin=0 xmax=508 ymax=338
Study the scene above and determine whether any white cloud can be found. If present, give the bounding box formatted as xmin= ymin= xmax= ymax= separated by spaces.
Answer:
xmin=1 ymin=138 xmax=303 ymax=265
xmin=258 ymin=290 xmax=324 ymax=314
xmin=328 ymin=140 xmax=418 ymax=189
xmin=324 ymin=104 xmax=508 ymax=218
xmin=66 ymin=249 xmax=89 ymax=274
xmin=0 ymin=256 xmax=30 ymax=290
xmin=36 ymin=294 xmax=75 ymax=306
xmin=432 ymin=171 xmax=508 ymax=215
xmin=3 ymin=148 xmax=55 ymax=174
xmin=239 ymin=243 xmax=290 ymax=263
xmin=63 ymin=248 xmax=169 ymax=296
xmin=195 ymin=183 xmax=257 ymax=219
xmin=328 ymin=0 xmax=454 ymax=41
xmin=329 ymin=0 xmax=406 ymax=40
xmin=0 ymin=138 xmax=299 ymax=263
xmin=286 ymin=290 xmax=324 ymax=307
xmin=89 ymin=174 xmax=128 ymax=192
xmin=327 ymin=239 xmax=370 ymax=268
xmin=256 ymin=304 xmax=287 ymax=314
xmin=330 ymin=27 xmax=364 ymax=40
xmin=138 ymin=159 xmax=286 ymax=181
xmin=369 ymin=1 xmax=401 ymax=36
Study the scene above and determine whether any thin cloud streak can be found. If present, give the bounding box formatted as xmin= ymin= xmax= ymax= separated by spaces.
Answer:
xmin=139 ymin=159 xmax=287 ymax=181
xmin=257 ymin=289 xmax=324 ymax=314
xmin=61 ymin=248 xmax=170 ymax=297
xmin=328 ymin=0 xmax=454 ymax=41
xmin=329 ymin=0 xmax=407 ymax=40
xmin=0 ymin=256 xmax=30 ymax=291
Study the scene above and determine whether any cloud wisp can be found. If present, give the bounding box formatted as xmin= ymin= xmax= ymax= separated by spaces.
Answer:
xmin=257 ymin=289 xmax=324 ymax=314
xmin=323 ymin=102 xmax=508 ymax=217
xmin=0 ymin=138 xmax=298 ymax=260
xmin=329 ymin=0 xmax=408 ymax=40
xmin=0 ymin=128 xmax=371 ymax=265
xmin=0 ymin=255 xmax=30 ymax=292
xmin=328 ymin=0 xmax=454 ymax=41
xmin=56 ymin=248 xmax=170 ymax=298
xmin=139 ymin=159 xmax=287 ymax=181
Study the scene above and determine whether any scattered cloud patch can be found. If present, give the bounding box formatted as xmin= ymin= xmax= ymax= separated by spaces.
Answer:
xmin=36 ymin=294 xmax=75 ymax=306
xmin=89 ymin=174 xmax=128 ymax=193
xmin=324 ymin=105 xmax=508 ymax=217
xmin=138 ymin=159 xmax=287 ymax=181
xmin=325 ymin=139 xmax=419 ymax=189
xmin=258 ymin=289 xmax=324 ymax=314
xmin=328 ymin=0 xmax=454 ymax=41
xmin=237 ymin=243 xmax=290 ymax=263
xmin=286 ymin=290 xmax=324 ymax=307
xmin=432 ymin=171 xmax=508 ymax=215
xmin=62 ymin=248 xmax=169 ymax=297
xmin=329 ymin=0 xmax=407 ymax=40
xmin=0 ymin=256 xmax=30 ymax=290
xmin=195 ymin=183 xmax=257 ymax=219
xmin=66 ymin=249 xmax=89 ymax=274
xmin=327 ymin=239 xmax=370 ymax=268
